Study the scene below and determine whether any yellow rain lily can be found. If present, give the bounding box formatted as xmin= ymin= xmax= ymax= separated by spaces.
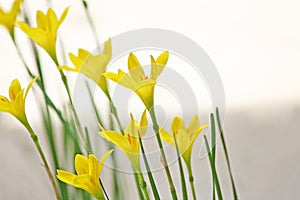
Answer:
xmin=18 ymin=7 xmax=69 ymax=63
xmin=104 ymin=51 xmax=169 ymax=109
xmin=99 ymin=110 xmax=148 ymax=172
xmin=0 ymin=0 xmax=23 ymax=38
xmin=160 ymin=116 xmax=208 ymax=167
xmin=59 ymin=38 xmax=112 ymax=96
xmin=0 ymin=76 xmax=38 ymax=125
xmin=57 ymin=150 xmax=113 ymax=200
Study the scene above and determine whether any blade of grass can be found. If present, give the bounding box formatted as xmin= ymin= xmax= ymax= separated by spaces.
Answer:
xmin=216 ymin=108 xmax=238 ymax=200
xmin=211 ymin=113 xmax=216 ymax=200
xmin=134 ymin=169 xmax=145 ymax=200
xmin=138 ymin=131 xmax=160 ymax=200
xmin=204 ymin=135 xmax=223 ymax=200
xmin=148 ymin=108 xmax=178 ymax=200
xmin=174 ymin=135 xmax=188 ymax=200
xmin=84 ymin=127 xmax=93 ymax=154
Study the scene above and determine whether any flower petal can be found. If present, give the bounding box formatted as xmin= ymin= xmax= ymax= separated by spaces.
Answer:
xmin=159 ymin=128 xmax=174 ymax=145
xmin=99 ymin=130 xmax=129 ymax=153
xmin=98 ymin=149 xmax=113 ymax=172
xmin=75 ymin=154 xmax=89 ymax=175
xmin=139 ymin=109 xmax=148 ymax=137
xmin=9 ymin=79 xmax=21 ymax=101
xmin=25 ymin=76 xmax=39 ymax=99
xmin=56 ymin=170 xmax=77 ymax=186
xmin=150 ymin=51 xmax=169 ymax=80
xmin=128 ymin=53 xmax=146 ymax=82
xmin=104 ymin=70 xmax=137 ymax=90
xmin=0 ymin=96 xmax=11 ymax=112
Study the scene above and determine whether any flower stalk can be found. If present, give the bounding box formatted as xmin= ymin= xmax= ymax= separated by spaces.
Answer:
xmin=23 ymin=121 xmax=61 ymax=200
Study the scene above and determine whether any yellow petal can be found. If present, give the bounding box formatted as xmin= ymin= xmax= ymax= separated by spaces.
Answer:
xmin=187 ymin=115 xmax=200 ymax=136
xmin=56 ymin=170 xmax=77 ymax=186
xmin=128 ymin=53 xmax=146 ymax=82
xmin=99 ymin=130 xmax=129 ymax=152
xmin=150 ymin=51 xmax=169 ymax=80
xmin=139 ymin=109 xmax=148 ymax=137
xmin=0 ymin=96 xmax=12 ymax=112
xmin=58 ymin=65 xmax=78 ymax=72
xmin=58 ymin=7 xmax=69 ymax=27
xmin=171 ymin=116 xmax=186 ymax=134
xmin=75 ymin=154 xmax=89 ymax=175
xmin=135 ymin=79 xmax=156 ymax=109
xmin=102 ymin=38 xmax=112 ymax=60
xmin=10 ymin=0 xmax=23 ymax=18
xmin=36 ymin=10 xmax=47 ymax=31
xmin=73 ymin=175 xmax=96 ymax=195
xmin=9 ymin=79 xmax=21 ymax=101
xmin=25 ymin=76 xmax=39 ymax=99
xmin=159 ymin=128 xmax=174 ymax=145
xmin=98 ymin=149 xmax=113 ymax=172
xmin=104 ymin=70 xmax=137 ymax=90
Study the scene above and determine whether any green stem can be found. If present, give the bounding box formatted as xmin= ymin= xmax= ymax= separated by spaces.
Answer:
xmin=11 ymin=29 xmax=69 ymax=199
xmin=174 ymin=136 xmax=188 ymax=200
xmin=80 ymin=0 xmax=101 ymax=52
xmin=138 ymin=131 xmax=160 ymax=199
xmin=210 ymin=113 xmax=217 ymax=200
xmin=55 ymin=59 xmax=87 ymax=150
xmin=204 ymin=135 xmax=223 ymax=200
xmin=216 ymin=108 xmax=238 ymax=200
xmin=137 ymin=172 xmax=150 ymax=200
xmin=107 ymin=95 xmax=124 ymax=134
xmin=186 ymin=162 xmax=196 ymax=200
xmin=134 ymin=170 xmax=145 ymax=200
xmin=99 ymin=178 xmax=109 ymax=200
xmin=22 ymin=121 xmax=61 ymax=200
xmin=148 ymin=108 xmax=178 ymax=200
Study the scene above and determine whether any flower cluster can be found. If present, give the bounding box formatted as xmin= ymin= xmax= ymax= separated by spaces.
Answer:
xmin=0 ymin=1 xmax=238 ymax=200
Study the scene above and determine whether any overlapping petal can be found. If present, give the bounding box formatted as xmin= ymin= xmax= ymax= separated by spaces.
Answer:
xmin=59 ymin=39 xmax=112 ymax=95
xmin=160 ymin=115 xmax=208 ymax=165
xmin=0 ymin=76 xmax=38 ymax=124
xmin=56 ymin=150 xmax=113 ymax=200
xmin=99 ymin=110 xmax=148 ymax=171
xmin=104 ymin=51 xmax=169 ymax=109
xmin=0 ymin=0 xmax=23 ymax=37
xmin=18 ymin=7 xmax=69 ymax=62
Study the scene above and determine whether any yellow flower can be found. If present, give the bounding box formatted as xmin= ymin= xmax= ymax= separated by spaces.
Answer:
xmin=0 ymin=0 xmax=23 ymax=38
xmin=160 ymin=116 xmax=208 ymax=166
xmin=99 ymin=110 xmax=148 ymax=172
xmin=56 ymin=150 xmax=113 ymax=200
xmin=59 ymin=38 xmax=112 ymax=96
xmin=104 ymin=51 xmax=169 ymax=109
xmin=18 ymin=7 xmax=69 ymax=63
xmin=0 ymin=76 xmax=38 ymax=125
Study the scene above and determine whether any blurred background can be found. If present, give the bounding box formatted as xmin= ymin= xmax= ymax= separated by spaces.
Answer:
xmin=0 ymin=0 xmax=300 ymax=199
